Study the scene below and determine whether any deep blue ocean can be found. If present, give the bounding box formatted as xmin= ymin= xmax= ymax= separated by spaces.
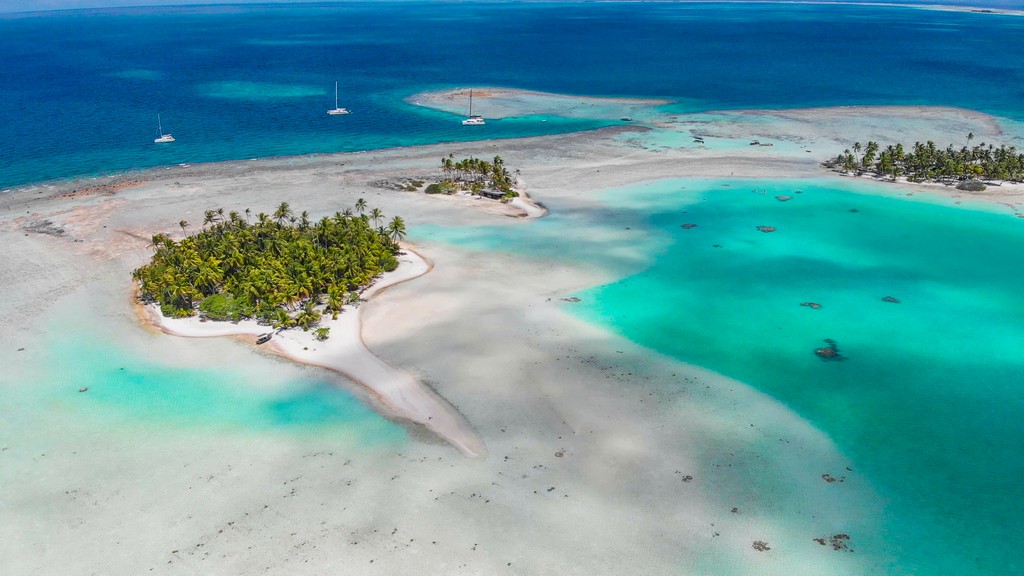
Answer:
xmin=3 ymin=1 xmax=1024 ymax=187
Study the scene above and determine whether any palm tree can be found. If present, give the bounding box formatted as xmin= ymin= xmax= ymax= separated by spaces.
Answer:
xmin=226 ymin=249 xmax=245 ymax=274
xmin=165 ymin=274 xmax=195 ymax=310
xmin=444 ymin=153 xmax=455 ymax=179
xmin=295 ymin=301 xmax=321 ymax=331
xmin=369 ymin=207 xmax=384 ymax=228
xmin=387 ymin=216 xmax=406 ymax=244
xmin=355 ymin=198 xmax=367 ymax=214
xmin=861 ymin=141 xmax=879 ymax=171
xmin=179 ymin=220 xmax=189 ymax=235
xmin=150 ymin=233 xmax=171 ymax=252
xmin=273 ymin=202 xmax=292 ymax=225
xmin=326 ymin=286 xmax=345 ymax=319
xmin=272 ymin=308 xmax=292 ymax=330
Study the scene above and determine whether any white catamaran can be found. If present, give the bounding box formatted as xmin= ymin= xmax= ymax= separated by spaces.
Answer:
xmin=461 ymin=89 xmax=484 ymax=125
xmin=327 ymin=81 xmax=350 ymax=115
xmin=154 ymin=113 xmax=174 ymax=143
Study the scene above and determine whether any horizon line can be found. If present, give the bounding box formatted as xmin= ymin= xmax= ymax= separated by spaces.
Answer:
xmin=1 ymin=0 xmax=1021 ymax=17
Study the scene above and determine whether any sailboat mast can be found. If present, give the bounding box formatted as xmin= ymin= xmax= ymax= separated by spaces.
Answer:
xmin=157 ymin=113 xmax=162 ymax=135
xmin=459 ymin=88 xmax=484 ymax=125
xmin=335 ymin=81 xmax=339 ymax=109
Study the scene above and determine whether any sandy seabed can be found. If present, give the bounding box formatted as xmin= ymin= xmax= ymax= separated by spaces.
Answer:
xmin=2 ymin=92 xmax=1022 ymax=575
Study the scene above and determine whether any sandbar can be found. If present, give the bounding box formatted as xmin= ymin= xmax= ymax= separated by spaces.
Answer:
xmin=408 ymin=86 xmax=671 ymax=120
xmin=137 ymin=245 xmax=486 ymax=457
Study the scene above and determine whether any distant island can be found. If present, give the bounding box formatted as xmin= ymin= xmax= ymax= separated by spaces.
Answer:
xmin=824 ymin=136 xmax=1024 ymax=190
xmin=132 ymin=200 xmax=406 ymax=339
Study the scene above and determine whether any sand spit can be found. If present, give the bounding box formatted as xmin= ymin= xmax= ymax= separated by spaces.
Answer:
xmin=5 ymin=101 xmax=1023 ymax=575
xmin=138 ymin=246 xmax=486 ymax=457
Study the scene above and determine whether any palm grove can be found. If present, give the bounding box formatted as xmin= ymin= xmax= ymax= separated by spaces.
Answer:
xmin=426 ymin=154 xmax=518 ymax=198
xmin=825 ymin=135 xmax=1024 ymax=188
xmin=133 ymin=201 xmax=407 ymax=337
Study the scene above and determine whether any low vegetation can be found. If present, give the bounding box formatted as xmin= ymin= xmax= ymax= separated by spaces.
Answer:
xmin=428 ymin=154 xmax=519 ymax=199
xmin=133 ymin=201 xmax=407 ymax=335
xmin=372 ymin=178 xmax=425 ymax=192
xmin=825 ymin=135 xmax=1024 ymax=185
xmin=956 ymin=180 xmax=987 ymax=192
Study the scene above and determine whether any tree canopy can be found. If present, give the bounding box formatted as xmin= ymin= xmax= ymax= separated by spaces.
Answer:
xmin=133 ymin=201 xmax=406 ymax=332
xmin=825 ymin=138 xmax=1024 ymax=184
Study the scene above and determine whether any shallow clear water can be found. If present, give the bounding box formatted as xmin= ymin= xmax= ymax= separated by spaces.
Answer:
xmin=572 ymin=179 xmax=1024 ymax=576
xmin=418 ymin=177 xmax=1024 ymax=575
xmin=33 ymin=320 xmax=407 ymax=446
xmin=4 ymin=2 xmax=1024 ymax=187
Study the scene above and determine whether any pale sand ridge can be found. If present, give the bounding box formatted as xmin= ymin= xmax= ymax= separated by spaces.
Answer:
xmin=409 ymin=86 xmax=671 ymax=120
xmin=141 ymin=246 xmax=487 ymax=457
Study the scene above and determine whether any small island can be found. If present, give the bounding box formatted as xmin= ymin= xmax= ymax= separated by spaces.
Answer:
xmin=824 ymin=136 xmax=1024 ymax=190
xmin=427 ymin=154 xmax=519 ymax=200
xmin=132 ymin=200 xmax=484 ymax=456
xmin=133 ymin=200 xmax=407 ymax=338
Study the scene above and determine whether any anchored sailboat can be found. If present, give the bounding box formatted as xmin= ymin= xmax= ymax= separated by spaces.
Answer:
xmin=154 ymin=113 xmax=174 ymax=143
xmin=461 ymin=89 xmax=484 ymax=125
xmin=327 ymin=81 xmax=350 ymax=115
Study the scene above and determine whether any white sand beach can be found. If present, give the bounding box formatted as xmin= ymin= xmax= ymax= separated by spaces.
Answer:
xmin=3 ymin=98 xmax=1023 ymax=575
xmin=139 ymin=246 xmax=486 ymax=458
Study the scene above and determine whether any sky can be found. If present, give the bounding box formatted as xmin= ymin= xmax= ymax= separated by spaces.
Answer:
xmin=0 ymin=0 xmax=1020 ymax=15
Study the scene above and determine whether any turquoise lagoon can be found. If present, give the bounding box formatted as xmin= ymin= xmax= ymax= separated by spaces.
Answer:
xmin=419 ymin=178 xmax=1024 ymax=576
xmin=575 ymin=179 xmax=1024 ymax=576
xmin=65 ymin=342 xmax=402 ymax=439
